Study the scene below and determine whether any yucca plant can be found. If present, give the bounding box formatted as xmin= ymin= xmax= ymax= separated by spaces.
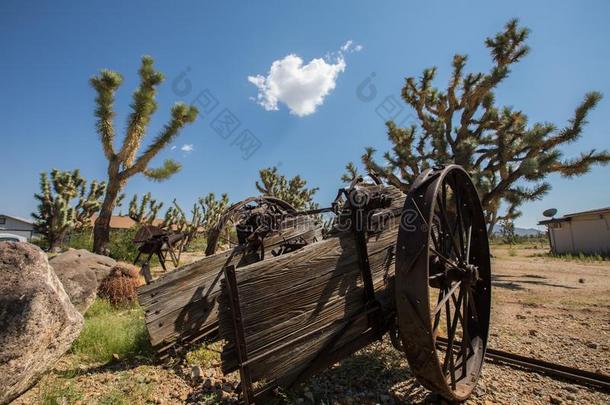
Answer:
xmin=90 ymin=56 xmax=198 ymax=254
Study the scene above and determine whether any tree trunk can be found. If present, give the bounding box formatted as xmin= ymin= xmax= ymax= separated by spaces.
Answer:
xmin=93 ymin=177 xmax=123 ymax=254
xmin=48 ymin=235 xmax=63 ymax=253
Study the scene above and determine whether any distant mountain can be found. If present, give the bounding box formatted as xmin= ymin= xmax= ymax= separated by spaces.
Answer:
xmin=490 ymin=226 xmax=544 ymax=237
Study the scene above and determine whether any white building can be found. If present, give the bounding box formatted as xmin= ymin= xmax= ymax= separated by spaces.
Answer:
xmin=0 ymin=214 xmax=36 ymax=241
xmin=538 ymin=207 xmax=610 ymax=255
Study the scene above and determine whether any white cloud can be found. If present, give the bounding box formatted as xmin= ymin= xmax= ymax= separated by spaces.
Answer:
xmin=340 ymin=40 xmax=363 ymax=53
xmin=171 ymin=145 xmax=177 ymax=150
xmin=180 ymin=144 xmax=194 ymax=153
xmin=248 ymin=41 xmax=361 ymax=117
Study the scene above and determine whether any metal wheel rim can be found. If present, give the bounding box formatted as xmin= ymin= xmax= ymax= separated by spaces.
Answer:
xmin=395 ymin=165 xmax=491 ymax=401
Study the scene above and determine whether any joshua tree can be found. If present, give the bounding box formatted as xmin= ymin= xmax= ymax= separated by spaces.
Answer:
xmin=256 ymin=166 xmax=318 ymax=210
xmin=162 ymin=200 xmax=201 ymax=249
xmin=199 ymin=192 xmax=230 ymax=232
xmin=32 ymin=169 xmax=106 ymax=251
xmin=361 ymin=19 xmax=610 ymax=233
xmin=499 ymin=219 xmax=516 ymax=245
xmin=91 ymin=56 xmax=198 ymax=253
xmin=128 ymin=192 xmax=163 ymax=224
xmin=161 ymin=193 xmax=229 ymax=250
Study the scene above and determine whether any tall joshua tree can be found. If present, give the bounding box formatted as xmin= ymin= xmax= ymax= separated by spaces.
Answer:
xmin=256 ymin=166 xmax=319 ymax=210
xmin=128 ymin=192 xmax=163 ymax=225
xmin=32 ymin=169 xmax=106 ymax=252
xmin=362 ymin=19 xmax=609 ymax=232
xmin=91 ymin=56 xmax=198 ymax=254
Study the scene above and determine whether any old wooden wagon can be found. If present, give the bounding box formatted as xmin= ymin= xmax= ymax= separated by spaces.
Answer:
xmin=138 ymin=165 xmax=491 ymax=403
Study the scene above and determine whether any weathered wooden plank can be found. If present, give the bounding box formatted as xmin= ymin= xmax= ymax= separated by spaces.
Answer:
xmin=137 ymin=216 xmax=322 ymax=355
xmin=218 ymin=185 xmax=404 ymax=382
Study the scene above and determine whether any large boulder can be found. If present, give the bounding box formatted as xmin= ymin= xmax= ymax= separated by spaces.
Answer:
xmin=0 ymin=242 xmax=84 ymax=404
xmin=50 ymin=248 xmax=117 ymax=284
xmin=49 ymin=249 xmax=117 ymax=313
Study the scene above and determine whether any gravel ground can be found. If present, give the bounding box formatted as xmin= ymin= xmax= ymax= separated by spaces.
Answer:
xmin=13 ymin=246 xmax=610 ymax=404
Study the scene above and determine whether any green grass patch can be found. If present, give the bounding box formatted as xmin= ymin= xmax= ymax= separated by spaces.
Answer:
xmin=70 ymin=299 xmax=152 ymax=364
xmin=39 ymin=381 xmax=82 ymax=405
xmin=185 ymin=341 xmax=222 ymax=368
xmin=97 ymin=389 xmax=130 ymax=405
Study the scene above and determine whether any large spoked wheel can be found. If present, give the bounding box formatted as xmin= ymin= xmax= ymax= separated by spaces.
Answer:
xmin=395 ymin=165 xmax=491 ymax=402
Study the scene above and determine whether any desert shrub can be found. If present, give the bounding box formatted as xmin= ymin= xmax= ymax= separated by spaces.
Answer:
xmin=107 ymin=228 xmax=139 ymax=262
xmin=185 ymin=233 xmax=207 ymax=252
xmin=71 ymin=299 xmax=151 ymax=363
xmin=67 ymin=229 xmax=94 ymax=250
xmin=98 ymin=264 xmax=144 ymax=306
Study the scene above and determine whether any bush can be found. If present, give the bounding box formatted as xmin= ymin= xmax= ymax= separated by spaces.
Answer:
xmin=107 ymin=228 xmax=140 ymax=262
xmin=67 ymin=229 xmax=94 ymax=250
xmin=70 ymin=299 xmax=151 ymax=363
xmin=98 ymin=263 xmax=144 ymax=306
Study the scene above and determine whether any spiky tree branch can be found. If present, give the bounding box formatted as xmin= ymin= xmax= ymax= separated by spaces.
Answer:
xmin=256 ymin=166 xmax=319 ymax=210
xmin=362 ymin=19 xmax=609 ymax=233
xmin=128 ymin=192 xmax=163 ymax=224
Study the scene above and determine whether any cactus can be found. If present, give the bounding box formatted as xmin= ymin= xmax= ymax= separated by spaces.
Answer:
xmin=256 ymin=167 xmax=318 ymax=210
xmin=160 ymin=193 xmax=229 ymax=251
xmin=128 ymin=192 xmax=163 ymax=224
xmin=32 ymin=169 xmax=106 ymax=251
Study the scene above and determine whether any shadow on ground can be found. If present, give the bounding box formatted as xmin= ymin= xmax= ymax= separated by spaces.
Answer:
xmin=491 ymin=274 xmax=578 ymax=291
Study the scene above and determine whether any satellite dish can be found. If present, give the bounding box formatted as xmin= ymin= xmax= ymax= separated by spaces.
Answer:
xmin=543 ymin=208 xmax=558 ymax=218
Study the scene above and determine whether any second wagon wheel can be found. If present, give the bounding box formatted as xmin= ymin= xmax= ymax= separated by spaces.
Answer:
xmin=395 ymin=165 xmax=491 ymax=401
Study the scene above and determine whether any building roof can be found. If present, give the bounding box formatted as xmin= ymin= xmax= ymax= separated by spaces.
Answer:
xmin=538 ymin=206 xmax=610 ymax=225
xmin=0 ymin=214 xmax=34 ymax=225
xmin=90 ymin=214 xmax=163 ymax=229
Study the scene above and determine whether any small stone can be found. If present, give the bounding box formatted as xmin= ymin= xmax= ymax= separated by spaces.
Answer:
xmin=516 ymin=314 xmax=527 ymax=320
xmin=586 ymin=341 xmax=599 ymax=349
xmin=550 ymin=395 xmax=563 ymax=404
xmin=191 ymin=365 xmax=203 ymax=380
xmin=565 ymin=386 xmax=577 ymax=393
xmin=529 ymin=329 xmax=538 ymax=337
xmin=578 ymin=278 xmax=585 ymax=283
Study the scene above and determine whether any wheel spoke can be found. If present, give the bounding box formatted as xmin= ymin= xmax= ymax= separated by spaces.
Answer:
xmin=452 ymin=173 xmax=466 ymax=261
xmin=430 ymin=247 xmax=460 ymax=271
xmin=461 ymin=286 xmax=470 ymax=378
xmin=465 ymin=225 xmax=472 ymax=264
xmin=432 ymin=287 xmax=445 ymax=333
xmin=442 ymin=294 xmax=457 ymax=388
xmin=432 ymin=281 xmax=461 ymax=316
xmin=436 ymin=193 xmax=463 ymax=262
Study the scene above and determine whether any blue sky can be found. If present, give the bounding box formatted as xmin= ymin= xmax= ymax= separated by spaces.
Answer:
xmin=1 ymin=0 xmax=608 ymax=228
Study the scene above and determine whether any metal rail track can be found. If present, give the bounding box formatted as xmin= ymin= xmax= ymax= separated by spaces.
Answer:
xmin=437 ymin=337 xmax=610 ymax=391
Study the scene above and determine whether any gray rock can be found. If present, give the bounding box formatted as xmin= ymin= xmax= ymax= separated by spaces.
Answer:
xmin=50 ymin=248 xmax=116 ymax=285
xmin=50 ymin=256 xmax=98 ymax=314
xmin=49 ymin=249 xmax=116 ymax=312
xmin=0 ymin=242 xmax=84 ymax=404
